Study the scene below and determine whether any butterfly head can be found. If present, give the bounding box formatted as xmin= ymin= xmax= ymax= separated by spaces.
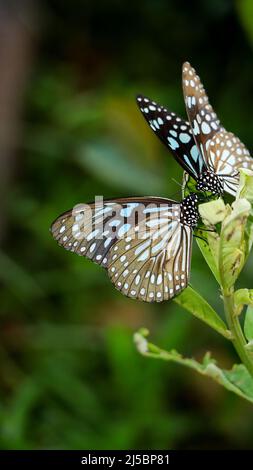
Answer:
xmin=180 ymin=193 xmax=199 ymax=228
xmin=196 ymin=171 xmax=223 ymax=196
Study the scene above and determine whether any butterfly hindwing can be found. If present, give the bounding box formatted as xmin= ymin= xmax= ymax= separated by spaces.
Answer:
xmin=51 ymin=197 xmax=194 ymax=302
xmin=207 ymin=130 xmax=253 ymax=196
xmin=136 ymin=94 xmax=206 ymax=179
xmin=108 ymin=205 xmax=192 ymax=302
xmin=51 ymin=198 xmax=163 ymax=267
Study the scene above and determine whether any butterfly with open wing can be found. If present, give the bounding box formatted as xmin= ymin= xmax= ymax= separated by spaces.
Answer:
xmin=51 ymin=193 xmax=199 ymax=303
xmin=137 ymin=61 xmax=253 ymax=196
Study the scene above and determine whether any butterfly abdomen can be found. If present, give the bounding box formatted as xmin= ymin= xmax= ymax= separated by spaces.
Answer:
xmin=196 ymin=171 xmax=223 ymax=195
xmin=180 ymin=194 xmax=199 ymax=228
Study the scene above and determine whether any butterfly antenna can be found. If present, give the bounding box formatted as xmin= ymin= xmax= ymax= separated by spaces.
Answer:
xmin=185 ymin=178 xmax=194 ymax=195
xmin=172 ymin=178 xmax=183 ymax=189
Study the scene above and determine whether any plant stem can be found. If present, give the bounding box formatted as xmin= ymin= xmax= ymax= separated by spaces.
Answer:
xmin=223 ymin=290 xmax=253 ymax=378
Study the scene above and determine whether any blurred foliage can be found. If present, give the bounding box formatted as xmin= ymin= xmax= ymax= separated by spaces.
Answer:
xmin=1 ymin=0 xmax=253 ymax=449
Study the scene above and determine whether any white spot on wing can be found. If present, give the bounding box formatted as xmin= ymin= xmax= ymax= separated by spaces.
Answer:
xmin=179 ymin=133 xmax=191 ymax=143
xmin=167 ymin=137 xmax=179 ymax=150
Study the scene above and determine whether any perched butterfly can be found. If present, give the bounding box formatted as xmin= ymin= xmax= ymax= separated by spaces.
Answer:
xmin=51 ymin=193 xmax=199 ymax=303
xmin=137 ymin=61 xmax=253 ymax=196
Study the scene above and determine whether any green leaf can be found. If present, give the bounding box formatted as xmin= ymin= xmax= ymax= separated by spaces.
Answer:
xmin=173 ymin=286 xmax=231 ymax=339
xmin=195 ymin=199 xmax=228 ymax=284
xmin=236 ymin=168 xmax=253 ymax=203
xmin=134 ymin=331 xmax=253 ymax=404
xmin=236 ymin=170 xmax=253 ymax=251
xmin=219 ymin=198 xmax=251 ymax=290
xmin=244 ymin=306 xmax=253 ymax=341
xmin=198 ymin=198 xmax=227 ymax=225
xmin=196 ymin=232 xmax=220 ymax=284
xmin=234 ymin=288 xmax=253 ymax=308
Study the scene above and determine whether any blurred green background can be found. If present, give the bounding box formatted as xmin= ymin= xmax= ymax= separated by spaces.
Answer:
xmin=0 ymin=0 xmax=253 ymax=449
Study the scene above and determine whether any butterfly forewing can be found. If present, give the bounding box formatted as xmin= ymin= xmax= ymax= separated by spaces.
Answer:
xmin=51 ymin=197 xmax=194 ymax=302
xmin=50 ymin=201 xmax=119 ymax=266
xmin=182 ymin=61 xmax=223 ymax=162
xmin=51 ymin=198 xmax=162 ymax=267
xmin=136 ymin=94 xmax=206 ymax=179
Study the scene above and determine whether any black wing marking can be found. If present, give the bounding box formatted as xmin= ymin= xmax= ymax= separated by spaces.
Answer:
xmin=136 ymin=94 xmax=207 ymax=179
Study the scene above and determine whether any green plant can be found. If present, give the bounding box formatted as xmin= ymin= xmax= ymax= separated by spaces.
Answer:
xmin=134 ymin=169 xmax=253 ymax=404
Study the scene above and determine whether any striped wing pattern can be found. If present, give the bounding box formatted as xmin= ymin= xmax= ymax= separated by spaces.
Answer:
xmin=207 ymin=130 xmax=253 ymax=196
xmin=136 ymin=94 xmax=206 ymax=179
xmin=51 ymin=197 xmax=193 ymax=303
xmin=108 ymin=206 xmax=192 ymax=302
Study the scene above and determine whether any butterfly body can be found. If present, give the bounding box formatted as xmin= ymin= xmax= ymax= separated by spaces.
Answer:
xmin=196 ymin=170 xmax=223 ymax=195
xmin=180 ymin=193 xmax=199 ymax=227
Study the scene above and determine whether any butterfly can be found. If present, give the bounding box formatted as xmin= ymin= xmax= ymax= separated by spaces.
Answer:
xmin=137 ymin=61 xmax=253 ymax=196
xmin=51 ymin=193 xmax=199 ymax=303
